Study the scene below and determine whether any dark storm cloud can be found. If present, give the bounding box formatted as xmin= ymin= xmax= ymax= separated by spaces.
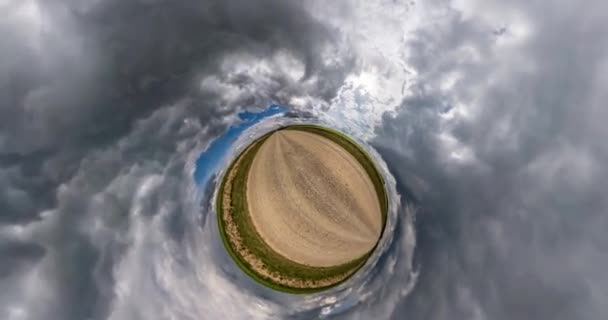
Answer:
xmin=0 ymin=0 xmax=342 ymax=224
xmin=3 ymin=0 xmax=607 ymax=318
xmin=0 ymin=1 xmax=353 ymax=319
xmin=2 ymin=0 xmax=336 ymax=147
xmin=374 ymin=0 xmax=608 ymax=319
xmin=0 ymin=238 xmax=45 ymax=277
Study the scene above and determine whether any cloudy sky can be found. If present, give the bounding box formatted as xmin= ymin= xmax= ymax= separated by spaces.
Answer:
xmin=1 ymin=0 xmax=607 ymax=319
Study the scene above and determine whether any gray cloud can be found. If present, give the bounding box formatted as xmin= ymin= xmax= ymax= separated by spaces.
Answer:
xmin=0 ymin=0 xmax=353 ymax=319
xmin=2 ymin=0 xmax=608 ymax=319
xmin=374 ymin=0 xmax=608 ymax=319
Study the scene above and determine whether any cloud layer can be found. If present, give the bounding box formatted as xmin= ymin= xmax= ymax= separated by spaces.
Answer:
xmin=373 ymin=0 xmax=608 ymax=319
xmin=1 ymin=0 xmax=608 ymax=319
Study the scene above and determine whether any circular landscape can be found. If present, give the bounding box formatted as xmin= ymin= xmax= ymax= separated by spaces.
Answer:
xmin=217 ymin=125 xmax=387 ymax=293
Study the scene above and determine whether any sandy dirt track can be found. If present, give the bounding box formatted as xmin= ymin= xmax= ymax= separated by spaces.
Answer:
xmin=247 ymin=129 xmax=383 ymax=267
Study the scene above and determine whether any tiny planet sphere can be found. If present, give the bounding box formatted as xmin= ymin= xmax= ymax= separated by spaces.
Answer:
xmin=217 ymin=125 xmax=387 ymax=293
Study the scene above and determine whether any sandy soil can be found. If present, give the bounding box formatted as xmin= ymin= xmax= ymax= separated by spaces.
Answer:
xmin=247 ymin=129 xmax=383 ymax=267
xmin=221 ymin=140 xmax=354 ymax=289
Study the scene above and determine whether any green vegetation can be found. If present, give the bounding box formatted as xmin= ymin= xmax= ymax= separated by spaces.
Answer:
xmin=216 ymin=125 xmax=388 ymax=293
